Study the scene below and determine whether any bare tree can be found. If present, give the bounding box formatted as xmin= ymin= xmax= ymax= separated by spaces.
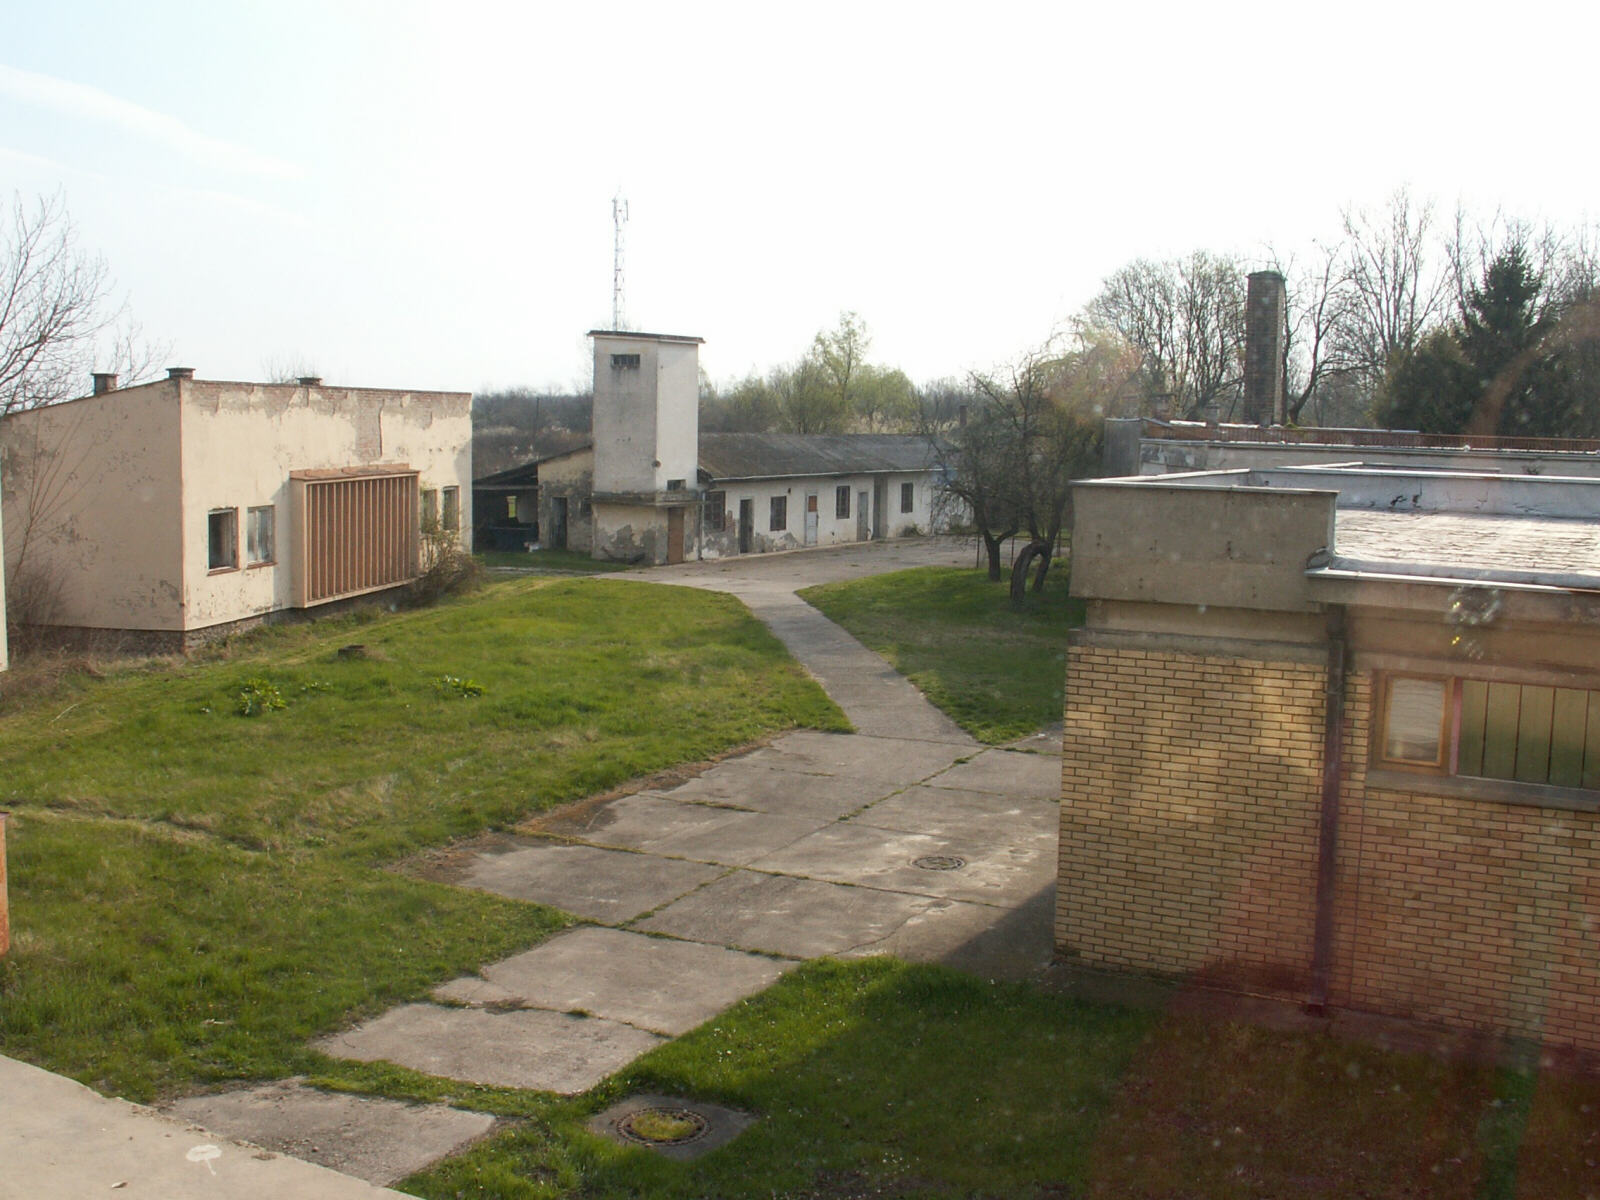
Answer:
xmin=0 ymin=192 xmax=165 ymax=418
xmin=1338 ymin=188 xmax=1449 ymax=394
xmin=1086 ymin=251 xmax=1245 ymax=419
xmin=1269 ymin=240 xmax=1360 ymax=424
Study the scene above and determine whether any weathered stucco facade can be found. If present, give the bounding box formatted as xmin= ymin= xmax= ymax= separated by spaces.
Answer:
xmin=0 ymin=372 xmax=471 ymax=649
xmin=1060 ymin=464 xmax=1600 ymax=1052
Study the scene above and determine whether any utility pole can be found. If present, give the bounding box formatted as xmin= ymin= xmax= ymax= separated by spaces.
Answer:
xmin=611 ymin=189 xmax=629 ymax=331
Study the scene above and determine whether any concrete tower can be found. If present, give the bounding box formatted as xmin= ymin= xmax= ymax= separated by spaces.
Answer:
xmin=588 ymin=329 xmax=704 ymax=565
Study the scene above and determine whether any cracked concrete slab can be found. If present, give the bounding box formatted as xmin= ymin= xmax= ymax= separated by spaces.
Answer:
xmin=922 ymin=747 xmax=1063 ymax=799
xmin=750 ymin=821 xmax=1057 ymax=906
xmin=315 ymin=1004 xmax=663 ymax=1094
xmin=740 ymin=730 xmax=974 ymax=785
xmin=433 ymin=927 xmax=790 ymax=1035
xmin=542 ymin=792 xmax=828 ymax=865
xmin=457 ymin=841 xmax=724 ymax=923
xmin=852 ymin=785 xmax=1059 ymax=840
xmin=635 ymin=870 xmax=939 ymax=958
xmin=167 ymin=1080 xmax=494 ymax=1187
xmin=843 ymin=886 xmax=1058 ymax=981
xmin=658 ymin=759 xmax=891 ymax=820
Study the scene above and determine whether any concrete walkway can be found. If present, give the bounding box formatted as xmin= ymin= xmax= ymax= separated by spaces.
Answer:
xmin=73 ymin=537 xmax=1058 ymax=1193
xmin=0 ymin=1055 xmax=411 ymax=1199
xmin=313 ymin=538 xmax=1059 ymax=1101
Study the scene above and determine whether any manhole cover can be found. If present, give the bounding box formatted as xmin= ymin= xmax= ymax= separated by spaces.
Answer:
xmin=912 ymin=854 xmax=966 ymax=871
xmin=616 ymin=1106 xmax=710 ymax=1147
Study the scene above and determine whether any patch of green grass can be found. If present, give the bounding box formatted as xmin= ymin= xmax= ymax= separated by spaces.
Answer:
xmin=800 ymin=566 xmax=1083 ymax=744
xmin=0 ymin=578 xmax=844 ymax=1099
xmin=405 ymin=959 xmax=1598 ymax=1200
xmin=476 ymin=548 xmax=626 ymax=573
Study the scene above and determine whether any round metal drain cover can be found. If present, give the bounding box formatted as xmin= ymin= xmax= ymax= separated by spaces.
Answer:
xmin=616 ymin=1107 xmax=710 ymax=1147
xmin=913 ymin=854 xmax=966 ymax=871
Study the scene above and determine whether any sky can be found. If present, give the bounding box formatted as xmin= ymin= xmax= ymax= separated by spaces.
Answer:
xmin=2 ymin=0 xmax=1596 ymax=395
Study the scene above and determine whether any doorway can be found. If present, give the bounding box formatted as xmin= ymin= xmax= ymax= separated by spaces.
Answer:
xmin=550 ymin=497 xmax=568 ymax=550
xmin=666 ymin=507 xmax=685 ymax=564
xmin=738 ymin=498 xmax=753 ymax=554
xmin=856 ymin=491 xmax=870 ymax=541
xmin=804 ymin=493 xmax=819 ymax=546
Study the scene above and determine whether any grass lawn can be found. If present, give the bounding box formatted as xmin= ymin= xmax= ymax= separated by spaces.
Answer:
xmin=799 ymin=565 xmax=1084 ymax=744
xmin=397 ymin=959 xmax=1599 ymax=1200
xmin=0 ymin=578 xmax=843 ymax=1099
xmin=476 ymin=548 xmax=626 ymax=573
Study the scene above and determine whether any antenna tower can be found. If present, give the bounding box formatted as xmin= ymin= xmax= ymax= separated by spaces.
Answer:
xmin=611 ymin=189 xmax=629 ymax=330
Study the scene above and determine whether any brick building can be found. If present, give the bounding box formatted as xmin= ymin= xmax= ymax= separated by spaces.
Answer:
xmin=1058 ymin=462 xmax=1600 ymax=1050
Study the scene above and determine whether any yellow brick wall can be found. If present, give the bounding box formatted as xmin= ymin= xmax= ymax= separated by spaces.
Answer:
xmin=1060 ymin=649 xmax=1600 ymax=1052
xmin=1056 ymin=644 xmax=1326 ymax=991
xmin=1334 ymin=671 xmax=1600 ymax=1049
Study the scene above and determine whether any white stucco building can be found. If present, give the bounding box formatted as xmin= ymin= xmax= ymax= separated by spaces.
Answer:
xmin=491 ymin=329 xmax=952 ymax=565
xmin=0 ymin=369 xmax=472 ymax=651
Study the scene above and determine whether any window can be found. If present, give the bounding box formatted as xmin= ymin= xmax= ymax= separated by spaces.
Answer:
xmin=505 ymin=496 xmax=518 ymax=520
xmin=421 ymin=488 xmax=439 ymax=528
xmin=1378 ymin=673 xmax=1600 ymax=789
xmin=442 ymin=486 xmax=460 ymax=532
xmin=901 ymin=482 xmax=915 ymax=513
xmin=769 ymin=495 xmax=787 ymax=531
xmin=611 ymin=353 xmax=641 ymax=369
xmin=207 ymin=508 xmax=238 ymax=571
xmin=835 ymin=485 xmax=850 ymax=519
xmin=705 ymin=490 xmax=726 ymax=532
xmin=246 ymin=505 xmax=275 ymax=565
xmin=666 ymin=478 xmax=686 ymax=491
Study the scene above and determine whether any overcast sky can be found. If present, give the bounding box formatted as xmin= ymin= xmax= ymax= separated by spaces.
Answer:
xmin=3 ymin=1 xmax=1595 ymax=394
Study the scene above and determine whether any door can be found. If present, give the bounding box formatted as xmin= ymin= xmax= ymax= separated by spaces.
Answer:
xmin=738 ymin=499 xmax=753 ymax=554
xmin=550 ymin=497 xmax=568 ymax=550
xmin=666 ymin=507 xmax=685 ymax=564
xmin=856 ymin=491 xmax=870 ymax=541
xmin=873 ymin=478 xmax=888 ymax=538
xmin=804 ymin=493 xmax=819 ymax=546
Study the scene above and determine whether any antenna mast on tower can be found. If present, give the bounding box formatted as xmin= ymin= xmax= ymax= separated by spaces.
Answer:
xmin=611 ymin=189 xmax=629 ymax=330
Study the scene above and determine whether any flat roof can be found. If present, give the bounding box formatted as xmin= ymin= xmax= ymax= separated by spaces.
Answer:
xmin=1330 ymin=509 xmax=1600 ymax=590
xmin=585 ymin=330 xmax=705 ymax=344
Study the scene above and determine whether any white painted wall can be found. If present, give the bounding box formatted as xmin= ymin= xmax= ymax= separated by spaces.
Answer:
xmin=0 ymin=382 xmax=185 ymax=631
xmin=698 ymin=469 xmax=947 ymax=559
xmin=178 ymin=380 xmax=472 ymax=628
xmin=0 ymin=376 xmax=472 ymax=637
xmin=590 ymin=333 xmax=700 ymax=496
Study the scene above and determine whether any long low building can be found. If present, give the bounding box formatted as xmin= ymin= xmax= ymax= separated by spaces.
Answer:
xmin=473 ymin=329 xmax=955 ymax=565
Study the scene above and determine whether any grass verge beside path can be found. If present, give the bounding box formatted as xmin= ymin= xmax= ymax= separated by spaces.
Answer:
xmin=800 ymin=565 xmax=1083 ymax=744
xmin=477 ymin=548 xmax=626 ymax=573
xmin=403 ymin=958 xmax=1600 ymax=1199
xmin=0 ymin=578 xmax=844 ymax=1100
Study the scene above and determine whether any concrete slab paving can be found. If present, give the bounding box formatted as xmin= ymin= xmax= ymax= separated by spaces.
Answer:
xmin=923 ymin=747 xmax=1064 ymax=799
xmin=432 ymin=927 xmax=791 ymax=1035
xmin=457 ymin=841 xmax=725 ymax=923
xmin=846 ymin=886 xmax=1058 ymax=981
xmin=750 ymin=821 xmax=1057 ymax=906
xmin=659 ymin=759 xmax=891 ymax=819
xmin=167 ymin=1080 xmax=494 ymax=1187
xmin=316 ymin=1004 xmax=664 ymax=1094
xmin=541 ymin=791 xmax=828 ymax=865
xmin=854 ymin=784 xmax=1060 ymax=840
xmin=1 ymin=1055 xmax=406 ymax=1200
xmin=636 ymin=870 xmax=940 ymax=958
xmin=741 ymin=729 xmax=973 ymax=786
xmin=537 ymin=791 xmax=737 ymax=849
xmin=635 ymin=805 xmax=830 ymax=866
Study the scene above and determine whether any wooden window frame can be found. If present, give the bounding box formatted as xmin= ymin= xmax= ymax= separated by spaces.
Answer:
xmin=835 ymin=485 xmax=850 ymax=519
xmin=207 ymin=507 xmax=239 ymax=574
xmin=246 ymin=505 xmax=276 ymax=568
xmin=900 ymin=481 xmax=915 ymax=514
xmin=769 ymin=495 xmax=787 ymax=532
xmin=705 ymin=490 xmax=726 ymax=532
xmin=1375 ymin=673 xmax=1453 ymax=774
xmin=441 ymin=486 xmax=460 ymax=533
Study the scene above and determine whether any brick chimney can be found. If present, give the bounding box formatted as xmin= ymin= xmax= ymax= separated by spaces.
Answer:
xmin=1242 ymin=271 xmax=1286 ymax=426
xmin=91 ymin=372 xmax=118 ymax=395
xmin=297 ymin=376 xmax=322 ymax=387
xmin=167 ymin=366 xmax=195 ymax=380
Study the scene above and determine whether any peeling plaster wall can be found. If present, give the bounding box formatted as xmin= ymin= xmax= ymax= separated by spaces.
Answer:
xmin=697 ymin=470 xmax=948 ymax=560
xmin=0 ymin=381 xmax=184 ymax=631
xmin=592 ymin=501 xmax=668 ymax=564
xmin=536 ymin=450 xmax=594 ymax=552
xmin=179 ymin=381 xmax=472 ymax=629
